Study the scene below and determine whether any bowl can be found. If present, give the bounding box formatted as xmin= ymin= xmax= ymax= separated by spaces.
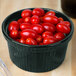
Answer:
xmin=2 ymin=8 xmax=74 ymax=72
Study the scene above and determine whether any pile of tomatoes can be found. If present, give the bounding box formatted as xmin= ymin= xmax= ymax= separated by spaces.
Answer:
xmin=8 ymin=8 xmax=71 ymax=45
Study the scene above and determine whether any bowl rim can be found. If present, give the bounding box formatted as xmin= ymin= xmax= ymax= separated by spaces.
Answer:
xmin=2 ymin=8 xmax=74 ymax=48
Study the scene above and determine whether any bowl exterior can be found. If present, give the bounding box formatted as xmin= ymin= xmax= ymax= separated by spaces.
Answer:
xmin=7 ymin=40 xmax=68 ymax=72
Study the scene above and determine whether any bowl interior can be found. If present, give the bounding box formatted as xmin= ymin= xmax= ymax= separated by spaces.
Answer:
xmin=2 ymin=8 xmax=74 ymax=47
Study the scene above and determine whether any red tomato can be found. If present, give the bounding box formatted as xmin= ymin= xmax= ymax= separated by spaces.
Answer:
xmin=60 ymin=21 xmax=71 ymax=27
xmin=58 ymin=17 xmax=64 ymax=22
xmin=9 ymin=30 xmax=19 ymax=39
xmin=36 ymin=35 xmax=42 ymax=43
xmin=42 ymin=31 xmax=53 ymax=38
xmin=32 ymin=8 xmax=45 ymax=16
xmin=21 ymin=29 xmax=37 ymax=39
xmin=31 ymin=15 xmax=40 ymax=24
xmin=39 ymin=43 xmax=44 ymax=45
xmin=40 ymin=8 xmax=45 ymax=16
xmin=18 ymin=31 xmax=21 ymax=38
xmin=8 ymin=21 xmax=19 ymax=32
xmin=21 ymin=9 xmax=32 ymax=18
xmin=43 ymin=15 xmax=59 ymax=24
xmin=26 ymin=38 xmax=37 ymax=45
xmin=40 ymin=17 xmax=43 ymax=22
xmin=45 ymin=11 xmax=55 ymax=16
xmin=41 ymin=23 xmax=56 ymax=33
xmin=8 ymin=8 xmax=72 ymax=45
xmin=56 ymin=23 xmax=71 ymax=34
xmin=54 ymin=32 xmax=65 ymax=41
xmin=43 ymin=36 xmax=56 ymax=45
xmin=15 ymin=39 xmax=19 ymax=42
xmin=20 ymin=23 xmax=31 ymax=30
xmin=24 ymin=17 xmax=31 ymax=23
xmin=19 ymin=38 xmax=26 ymax=44
xmin=31 ymin=24 xmax=44 ymax=34
xmin=17 ymin=18 xmax=24 ymax=24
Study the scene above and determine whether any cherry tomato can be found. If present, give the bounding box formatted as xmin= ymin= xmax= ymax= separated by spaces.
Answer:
xmin=54 ymin=32 xmax=65 ymax=41
xmin=15 ymin=39 xmax=19 ymax=42
xmin=58 ymin=17 xmax=64 ymax=22
xmin=18 ymin=31 xmax=21 ymax=38
xmin=21 ymin=29 xmax=37 ymax=39
xmin=40 ymin=23 xmax=43 ymax=25
xmin=36 ymin=35 xmax=42 ymax=43
xmin=9 ymin=30 xmax=19 ymax=39
xmin=40 ymin=8 xmax=45 ymax=16
xmin=20 ymin=23 xmax=31 ymax=30
xmin=56 ymin=23 xmax=71 ymax=34
xmin=41 ymin=23 xmax=56 ymax=33
xmin=39 ymin=43 xmax=44 ymax=45
xmin=42 ymin=31 xmax=53 ymax=38
xmin=40 ymin=17 xmax=43 ymax=22
xmin=43 ymin=36 xmax=56 ymax=45
xmin=8 ymin=8 xmax=72 ymax=45
xmin=60 ymin=21 xmax=71 ymax=27
xmin=21 ymin=9 xmax=32 ymax=18
xmin=24 ymin=17 xmax=31 ymax=23
xmin=43 ymin=15 xmax=59 ymax=24
xmin=26 ymin=38 xmax=37 ymax=45
xmin=17 ymin=18 xmax=24 ymax=24
xmin=31 ymin=24 xmax=44 ymax=34
xmin=32 ymin=8 xmax=45 ymax=16
xmin=8 ymin=21 xmax=19 ymax=32
xmin=19 ymin=38 xmax=26 ymax=44
xmin=45 ymin=11 xmax=55 ymax=16
xmin=31 ymin=15 xmax=40 ymax=24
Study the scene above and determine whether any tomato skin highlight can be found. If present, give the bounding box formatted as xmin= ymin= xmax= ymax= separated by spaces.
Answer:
xmin=43 ymin=15 xmax=59 ymax=24
xmin=21 ymin=9 xmax=32 ymax=18
xmin=24 ymin=17 xmax=31 ymax=23
xmin=60 ymin=21 xmax=71 ymax=27
xmin=43 ymin=36 xmax=56 ymax=45
xmin=32 ymin=8 xmax=45 ymax=16
xmin=20 ymin=23 xmax=31 ymax=30
xmin=19 ymin=38 xmax=26 ymax=44
xmin=31 ymin=24 xmax=44 ymax=34
xmin=54 ymin=32 xmax=65 ymax=41
xmin=36 ymin=35 xmax=42 ymax=43
xmin=8 ymin=21 xmax=19 ymax=32
xmin=42 ymin=23 xmax=56 ymax=33
xmin=31 ymin=15 xmax=40 ymax=24
xmin=56 ymin=23 xmax=71 ymax=34
xmin=9 ymin=30 xmax=19 ymax=39
xmin=42 ymin=31 xmax=53 ymax=38
xmin=26 ymin=38 xmax=37 ymax=45
xmin=45 ymin=11 xmax=55 ymax=16
xmin=20 ymin=29 xmax=37 ymax=39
